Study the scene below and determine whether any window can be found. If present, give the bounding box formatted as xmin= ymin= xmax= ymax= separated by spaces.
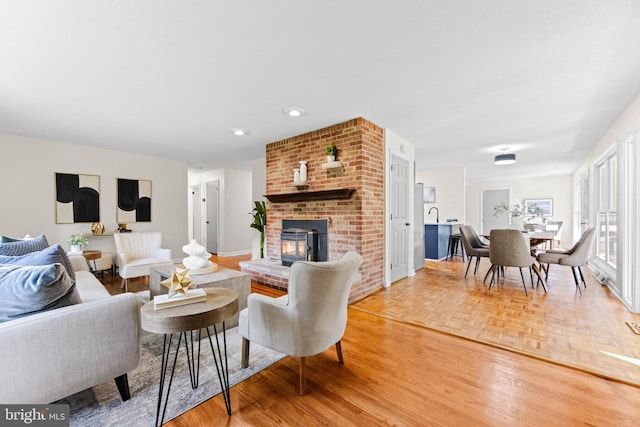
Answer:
xmin=595 ymin=151 xmax=617 ymax=269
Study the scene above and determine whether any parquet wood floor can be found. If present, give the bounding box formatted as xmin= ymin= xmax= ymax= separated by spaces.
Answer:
xmin=350 ymin=258 xmax=640 ymax=387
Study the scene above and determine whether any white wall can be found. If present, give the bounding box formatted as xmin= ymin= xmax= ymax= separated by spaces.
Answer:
xmin=0 ymin=133 xmax=188 ymax=258
xmin=572 ymin=91 xmax=640 ymax=311
xmin=251 ymin=157 xmax=266 ymax=259
xmin=465 ymin=175 xmax=573 ymax=246
xmin=187 ymin=168 xmax=253 ymax=256
xmin=416 ymin=167 xmax=465 ymax=224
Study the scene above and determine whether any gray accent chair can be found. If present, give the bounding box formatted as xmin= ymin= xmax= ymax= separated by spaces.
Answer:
xmin=459 ymin=225 xmax=490 ymax=278
xmin=485 ymin=229 xmax=547 ymax=296
xmin=536 ymin=227 xmax=596 ymax=295
xmin=239 ymin=251 xmax=363 ymax=395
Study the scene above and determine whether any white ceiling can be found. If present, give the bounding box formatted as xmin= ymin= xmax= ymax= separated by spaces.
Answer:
xmin=2 ymin=1 xmax=640 ymax=181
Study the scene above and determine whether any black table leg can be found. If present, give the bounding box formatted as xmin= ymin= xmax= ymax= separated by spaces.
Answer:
xmin=206 ymin=321 xmax=232 ymax=415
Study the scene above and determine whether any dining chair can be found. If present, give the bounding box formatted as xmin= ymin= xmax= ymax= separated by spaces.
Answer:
xmin=536 ymin=227 xmax=595 ymax=295
xmin=239 ymin=251 xmax=363 ymax=395
xmin=459 ymin=226 xmax=489 ymax=278
xmin=485 ymin=229 xmax=547 ymax=296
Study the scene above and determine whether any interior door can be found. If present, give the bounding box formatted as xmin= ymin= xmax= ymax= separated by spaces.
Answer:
xmin=190 ymin=185 xmax=201 ymax=243
xmin=482 ymin=188 xmax=509 ymax=234
xmin=390 ymin=154 xmax=409 ymax=283
xmin=205 ymin=180 xmax=219 ymax=254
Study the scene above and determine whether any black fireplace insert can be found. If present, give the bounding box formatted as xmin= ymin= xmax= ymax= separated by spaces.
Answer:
xmin=281 ymin=228 xmax=318 ymax=266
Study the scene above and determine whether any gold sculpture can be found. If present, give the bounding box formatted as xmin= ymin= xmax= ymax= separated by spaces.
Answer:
xmin=160 ymin=269 xmax=195 ymax=297
xmin=91 ymin=222 xmax=105 ymax=235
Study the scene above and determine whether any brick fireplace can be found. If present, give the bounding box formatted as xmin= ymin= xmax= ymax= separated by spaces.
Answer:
xmin=241 ymin=117 xmax=385 ymax=302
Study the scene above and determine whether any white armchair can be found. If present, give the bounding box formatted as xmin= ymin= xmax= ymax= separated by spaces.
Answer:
xmin=239 ymin=251 xmax=363 ymax=395
xmin=113 ymin=231 xmax=172 ymax=292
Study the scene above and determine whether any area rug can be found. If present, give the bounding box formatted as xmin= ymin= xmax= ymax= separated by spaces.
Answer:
xmin=57 ymin=327 xmax=285 ymax=426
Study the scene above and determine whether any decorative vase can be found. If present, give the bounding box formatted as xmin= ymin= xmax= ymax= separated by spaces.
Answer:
xmin=299 ymin=161 xmax=307 ymax=182
xmin=181 ymin=239 xmax=217 ymax=274
xmin=511 ymin=217 xmax=523 ymax=230
xmin=326 ymin=155 xmax=335 ymax=163
xmin=293 ymin=168 xmax=300 ymax=182
xmin=69 ymin=245 xmax=83 ymax=254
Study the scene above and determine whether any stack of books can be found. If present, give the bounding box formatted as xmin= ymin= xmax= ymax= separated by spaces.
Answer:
xmin=154 ymin=288 xmax=207 ymax=310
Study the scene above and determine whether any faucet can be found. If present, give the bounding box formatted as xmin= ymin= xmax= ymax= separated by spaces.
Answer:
xmin=428 ymin=206 xmax=439 ymax=223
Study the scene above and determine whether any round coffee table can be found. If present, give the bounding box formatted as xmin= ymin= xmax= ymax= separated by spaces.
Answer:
xmin=141 ymin=287 xmax=239 ymax=425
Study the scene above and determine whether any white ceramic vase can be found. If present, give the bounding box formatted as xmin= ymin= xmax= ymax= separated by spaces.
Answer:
xmin=299 ymin=161 xmax=307 ymax=182
xmin=69 ymin=245 xmax=83 ymax=254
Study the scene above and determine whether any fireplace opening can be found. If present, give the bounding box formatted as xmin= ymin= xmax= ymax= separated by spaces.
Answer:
xmin=281 ymin=219 xmax=328 ymax=266
xmin=281 ymin=228 xmax=318 ymax=267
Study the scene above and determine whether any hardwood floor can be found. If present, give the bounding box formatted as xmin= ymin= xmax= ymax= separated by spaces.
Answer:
xmin=99 ymin=255 xmax=640 ymax=425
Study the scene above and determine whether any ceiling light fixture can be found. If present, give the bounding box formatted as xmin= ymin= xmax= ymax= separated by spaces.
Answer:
xmin=283 ymin=107 xmax=305 ymax=117
xmin=494 ymin=147 xmax=516 ymax=165
xmin=230 ymin=128 xmax=249 ymax=136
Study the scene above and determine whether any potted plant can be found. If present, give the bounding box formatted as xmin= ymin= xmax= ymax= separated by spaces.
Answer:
xmin=525 ymin=203 xmax=546 ymax=223
xmin=325 ymin=143 xmax=338 ymax=163
xmin=68 ymin=234 xmax=89 ymax=254
xmin=249 ymin=201 xmax=267 ymax=258
xmin=493 ymin=202 xmax=524 ymax=229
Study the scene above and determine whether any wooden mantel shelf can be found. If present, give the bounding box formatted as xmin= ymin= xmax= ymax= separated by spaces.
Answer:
xmin=265 ymin=188 xmax=356 ymax=203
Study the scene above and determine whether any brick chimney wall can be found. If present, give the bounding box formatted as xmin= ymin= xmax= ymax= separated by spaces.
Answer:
xmin=265 ymin=117 xmax=384 ymax=301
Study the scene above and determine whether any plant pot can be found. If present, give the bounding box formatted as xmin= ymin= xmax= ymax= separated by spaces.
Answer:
xmin=326 ymin=155 xmax=335 ymax=163
xmin=69 ymin=245 xmax=83 ymax=254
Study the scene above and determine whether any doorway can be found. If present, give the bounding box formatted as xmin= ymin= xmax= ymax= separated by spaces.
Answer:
xmin=205 ymin=180 xmax=219 ymax=254
xmin=190 ymin=185 xmax=201 ymax=243
xmin=482 ymin=188 xmax=509 ymax=234
xmin=390 ymin=154 xmax=409 ymax=283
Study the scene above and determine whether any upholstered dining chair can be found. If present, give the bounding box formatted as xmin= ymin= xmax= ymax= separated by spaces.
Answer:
xmin=485 ymin=229 xmax=547 ymax=296
xmin=239 ymin=251 xmax=363 ymax=395
xmin=459 ymin=226 xmax=490 ymax=278
xmin=536 ymin=227 xmax=595 ymax=295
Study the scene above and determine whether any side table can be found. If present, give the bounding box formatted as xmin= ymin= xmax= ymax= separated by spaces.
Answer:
xmin=141 ymin=288 xmax=239 ymax=425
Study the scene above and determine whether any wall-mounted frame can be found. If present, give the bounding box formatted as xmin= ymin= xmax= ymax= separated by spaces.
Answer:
xmin=423 ymin=186 xmax=436 ymax=203
xmin=55 ymin=173 xmax=100 ymax=224
xmin=524 ymin=198 xmax=553 ymax=216
xmin=117 ymin=178 xmax=152 ymax=223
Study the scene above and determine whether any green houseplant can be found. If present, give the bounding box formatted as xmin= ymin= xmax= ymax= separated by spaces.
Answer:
xmin=249 ymin=201 xmax=267 ymax=258
xmin=493 ymin=202 xmax=522 ymax=219
xmin=325 ymin=143 xmax=338 ymax=162
xmin=67 ymin=234 xmax=89 ymax=253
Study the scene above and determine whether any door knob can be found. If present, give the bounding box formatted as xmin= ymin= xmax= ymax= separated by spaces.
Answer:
xmin=405 ymin=222 xmax=411 ymax=226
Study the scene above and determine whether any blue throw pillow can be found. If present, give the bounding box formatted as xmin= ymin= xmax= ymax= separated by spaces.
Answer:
xmin=0 ymin=244 xmax=75 ymax=281
xmin=0 ymin=235 xmax=49 ymax=256
xmin=0 ymin=264 xmax=82 ymax=323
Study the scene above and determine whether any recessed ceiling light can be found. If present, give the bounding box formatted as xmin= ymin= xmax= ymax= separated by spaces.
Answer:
xmin=283 ymin=107 xmax=305 ymax=117
xmin=230 ymin=128 xmax=249 ymax=136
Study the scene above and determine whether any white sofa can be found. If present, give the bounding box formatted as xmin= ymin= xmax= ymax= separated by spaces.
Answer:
xmin=0 ymin=255 xmax=141 ymax=404
xmin=114 ymin=231 xmax=173 ymax=292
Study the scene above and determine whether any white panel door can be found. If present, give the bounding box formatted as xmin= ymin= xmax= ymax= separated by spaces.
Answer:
xmin=190 ymin=185 xmax=201 ymax=243
xmin=390 ymin=155 xmax=409 ymax=283
xmin=205 ymin=180 xmax=219 ymax=254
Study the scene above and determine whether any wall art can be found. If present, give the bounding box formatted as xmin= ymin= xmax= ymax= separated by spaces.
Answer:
xmin=117 ymin=178 xmax=152 ymax=223
xmin=55 ymin=173 xmax=100 ymax=224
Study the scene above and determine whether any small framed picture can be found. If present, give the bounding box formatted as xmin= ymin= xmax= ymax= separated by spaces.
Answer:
xmin=524 ymin=198 xmax=553 ymax=216
xmin=423 ymin=186 xmax=436 ymax=204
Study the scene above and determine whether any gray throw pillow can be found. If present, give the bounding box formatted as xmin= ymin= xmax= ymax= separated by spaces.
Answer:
xmin=0 ymin=264 xmax=82 ymax=323
xmin=0 ymin=234 xmax=49 ymax=256
xmin=0 ymin=244 xmax=75 ymax=281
